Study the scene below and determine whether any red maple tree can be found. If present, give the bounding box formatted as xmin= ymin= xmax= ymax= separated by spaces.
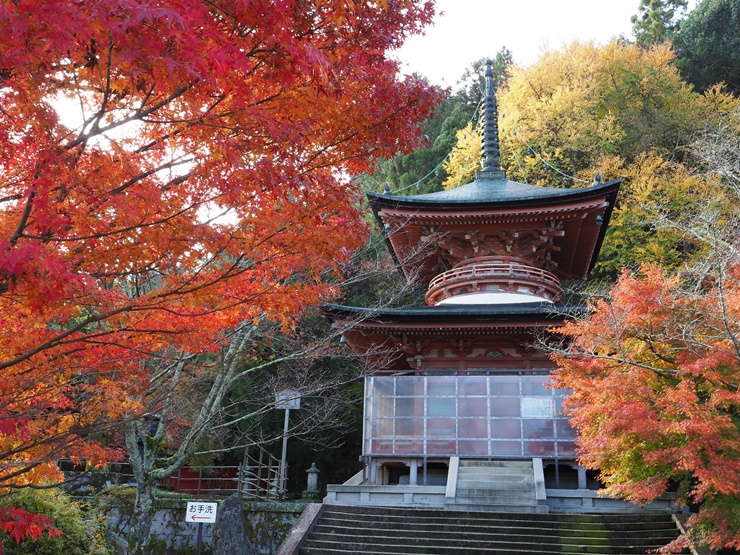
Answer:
xmin=0 ymin=0 xmax=439 ymax=545
xmin=552 ymin=263 xmax=740 ymax=552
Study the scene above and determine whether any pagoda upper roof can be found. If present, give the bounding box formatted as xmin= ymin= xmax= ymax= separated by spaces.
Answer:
xmin=368 ymin=174 xmax=620 ymax=210
xmin=367 ymin=59 xmax=621 ymax=287
xmin=368 ymin=174 xmax=620 ymax=285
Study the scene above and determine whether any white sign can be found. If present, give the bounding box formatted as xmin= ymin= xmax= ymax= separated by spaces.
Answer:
xmin=521 ymin=397 xmax=554 ymax=418
xmin=185 ymin=501 xmax=218 ymax=524
xmin=275 ymin=389 xmax=301 ymax=410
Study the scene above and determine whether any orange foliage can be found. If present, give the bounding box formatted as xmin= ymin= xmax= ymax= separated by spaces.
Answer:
xmin=0 ymin=0 xmax=439 ymax=542
xmin=553 ymin=264 xmax=740 ymax=551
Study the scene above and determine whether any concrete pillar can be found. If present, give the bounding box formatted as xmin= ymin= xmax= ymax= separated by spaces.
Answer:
xmin=577 ymin=465 xmax=587 ymax=489
xmin=373 ymin=463 xmax=385 ymax=485
xmin=408 ymin=460 xmax=418 ymax=486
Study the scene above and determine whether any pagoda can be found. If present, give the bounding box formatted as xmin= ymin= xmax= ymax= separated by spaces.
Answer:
xmin=324 ymin=61 xmax=621 ymax=506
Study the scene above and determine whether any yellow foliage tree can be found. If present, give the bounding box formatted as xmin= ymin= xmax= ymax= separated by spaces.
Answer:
xmin=494 ymin=40 xmax=737 ymax=278
xmin=442 ymin=123 xmax=481 ymax=189
xmin=498 ymin=41 xmax=706 ymax=186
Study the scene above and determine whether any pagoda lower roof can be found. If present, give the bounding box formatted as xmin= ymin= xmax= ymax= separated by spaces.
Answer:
xmin=323 ymin=302 xmax=582 ymax=371
xmin=323 ymin=302 xmax=580 ymax=326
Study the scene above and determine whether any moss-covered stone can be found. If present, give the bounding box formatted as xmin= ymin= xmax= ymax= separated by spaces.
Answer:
xmin=98 ymin=492 xmax=303 ymax=555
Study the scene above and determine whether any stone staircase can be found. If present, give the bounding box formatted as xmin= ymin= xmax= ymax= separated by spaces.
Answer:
xmin=298 ymin=505 xmax=687 ymax=555
xmin=447 ymin=459 xmax=545 ymax=513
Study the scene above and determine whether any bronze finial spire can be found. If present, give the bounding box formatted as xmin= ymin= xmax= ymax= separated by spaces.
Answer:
xmin=478 ymin=60 xmax=506 ymax=180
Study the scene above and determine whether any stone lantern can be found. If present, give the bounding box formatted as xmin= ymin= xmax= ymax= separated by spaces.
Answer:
xmin=302 ymin=463 xmax=321 ymax=500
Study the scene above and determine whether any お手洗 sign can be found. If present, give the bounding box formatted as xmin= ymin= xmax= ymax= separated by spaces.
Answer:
xmin=185 ymin=501 xmax=218 ymax=524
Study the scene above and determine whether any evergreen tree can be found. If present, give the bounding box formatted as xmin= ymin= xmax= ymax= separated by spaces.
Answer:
xmin=631 ymin=0 xmax=688 ymax=46
xmin=673 ymin=0 xmax=740 ymax=94
xmin=360 ymin=49 xmax=513 ymax=196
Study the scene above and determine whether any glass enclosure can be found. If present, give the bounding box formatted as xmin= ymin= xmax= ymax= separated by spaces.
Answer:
xmin=364 ymin=374 xmax=576 ymax=459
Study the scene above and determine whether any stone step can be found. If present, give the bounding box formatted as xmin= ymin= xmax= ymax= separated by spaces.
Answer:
xmin=457 ymin=475 xmax=533 ymax=484
xmin=301 ymin=536 xmax=675 ymax=555
xmin=318 ymin=517 xmax=679 ymax=541
xmin=306 ymin=530 xmax=626 ymax=548
xmin=445 ymin=502 xmax=549 ymax=514
xmin=457 ymin=473 xmax=534 ymax=482
xmin=312 ymin=522 xmax=613 ymax=539
xmin=455 ymin=487 xmax=534 ymax=497
xmin=303 ymin=537 xmax=604 ymax=554
xmin=320 ymin=505 xmax=678 ymax=528
xmin=322 ymin=505 xmax=675 ymax=530
xmin=455 ymin=492 xmax=538 ymax=504
xmin=299 ymin=506 xmax=688 ymax=555
xmin=459 ymin=460 xmax=533 ymax=468
xmin=458 ymin=466 xmax=534 ymax=475
xmin=453 ymin=458 xmax=539 ymax=511
xmin=301 ymin=547 xmax=565 ymax=555
xmin=456 ymin=481 xmax=534 ymax=491
xmin=452 ymin=497 xmax=538 ymax=508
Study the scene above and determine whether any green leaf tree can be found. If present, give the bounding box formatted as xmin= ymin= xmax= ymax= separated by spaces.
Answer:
xmin=673 ymin=0 xmax=740 ymax=94
xmin=631 ymin=0 xmax=689 ymax=46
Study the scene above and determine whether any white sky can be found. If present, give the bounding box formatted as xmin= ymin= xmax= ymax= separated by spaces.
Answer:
xmin=394 ymin=0 xmax=696 ymax=88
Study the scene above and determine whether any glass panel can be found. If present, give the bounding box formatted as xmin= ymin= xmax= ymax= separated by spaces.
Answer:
xmin=490 ymin=398 xmax=520 ymax=417
xmin=556 ymin=418 xmax=577 ymax=439
xmin=395 ymin=398 xmax=422 ymax=417
xmin=459 ymin=376 xmax=487 ymax=396
xmin=362 ymin=375 xmax=578 ymax=461
xmin=459 ymin=440 xmax=488 ymax=456
xmin=459 ymin=398 xmax=487 ymax=417
xmin=521 ymin=375 xmax=549 ymax=395
xmin=372 ymin=378 xmax=395 ymax=397
xmin=525 ymin=440 xmax=555 ymax=457
xmin=428 ymin=398 xmax=455 ymax=416
xmin=523 ymin=419 xmax=554 ymax=439
xmin=490 ymin=440 xmax=522 ymax=456
xmin=557 ymin=441 xmax=577 ymax=457
xmin=427 ymin=375 xmax=456 ymax=396
xmin=394 ymin=440 xmax=422 ymax=454
xmin=490 ymin=419 xmax=521 ymax=438
xmin=458 ymin=419 xmax=487 ymax=439
xmin=396 ymin=377 xmax=424 ymax=396
xmin=371 ymin=418 xmax=393 ymax=436
xmin=489 ymin=375 xmax=520 ymax=395
xmin=395 ymin=418 xmax=423 ymax=437
xmin=371 ymin=440 xmax=393 ymax=454
xmin=371 ymin=396 xmax=394 ymax=417
xmin=427 ymin=418 xmax=455 ymax=437
xmin=427 ymin=440 xmax=456 ymax=454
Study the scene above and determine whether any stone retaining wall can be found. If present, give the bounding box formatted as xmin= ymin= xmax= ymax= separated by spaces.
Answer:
xmin=104 ymin=498 xmax=305 ymax=555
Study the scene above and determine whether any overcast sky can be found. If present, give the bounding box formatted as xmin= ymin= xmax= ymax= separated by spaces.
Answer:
xmin=393 ymin=0 xmax=696 ymax=88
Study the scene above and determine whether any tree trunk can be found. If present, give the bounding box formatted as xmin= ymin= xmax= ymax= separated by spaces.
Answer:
xmin=127 ymin=477 xmax=158 ymax=555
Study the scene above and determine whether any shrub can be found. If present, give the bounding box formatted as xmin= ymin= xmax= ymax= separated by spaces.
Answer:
xmin=0 ymin=488 xmax=111 ymax=555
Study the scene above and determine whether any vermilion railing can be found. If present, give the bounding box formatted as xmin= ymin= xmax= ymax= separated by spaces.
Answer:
xmin=59 ymin=446 xmax=285 ymax=500
xmin=426 ymin=256 xmax=563 ymax=305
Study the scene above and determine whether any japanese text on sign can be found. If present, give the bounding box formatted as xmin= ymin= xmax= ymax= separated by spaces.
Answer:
xmin=185 ymin=501 xmax=218 ymax=523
